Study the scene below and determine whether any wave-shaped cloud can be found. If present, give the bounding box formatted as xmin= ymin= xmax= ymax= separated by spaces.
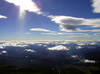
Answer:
xmin=48 ymin=15 xmax=100 ymax=32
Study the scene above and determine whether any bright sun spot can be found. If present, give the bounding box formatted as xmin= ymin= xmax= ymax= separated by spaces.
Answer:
xmin=5 ymin=0 xmax=40 ymax=19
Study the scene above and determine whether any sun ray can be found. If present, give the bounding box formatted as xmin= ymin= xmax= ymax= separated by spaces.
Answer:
xmin=19 ymin=7 xmax=26 ymax=19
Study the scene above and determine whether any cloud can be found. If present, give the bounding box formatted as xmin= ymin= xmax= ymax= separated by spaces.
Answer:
xmin=91 ymin=29 xmax=100 ymax=32
xmin=67 ymin=35 xmax=83 ymax=37
xmin=41 ymin=33 xmax=57 ymax=35
xmin=24 ymin=49 xmax=36 ymax=53
xmin=0 ymin=15 xmax=7 ymax=19
xmin=71 ymin=55 xmax=78 ymax=58
xmin=57 ymin=33 xmax=91 ymax=37
xmin=57 ymin=33 xmax=83 ymax=35
xmin=78 ymin=29 xmax=100 ymax=32
xmin=1 ymin=51 xmax=7 ymax=54
xmin=30 ymin=28 xmax=56 ymax=33
xmin=48 ymin=15 xmax=100 ymax=32
xmin=5 ymin=0 xmax=40 ymax=12
xmin=0 ymin=41 xmax=28 ymax=48
xmin=5 ymin=0 xmax=100 ymax=33
xmin=41 ymin=32 xmax=91 ymax=37
xmin=59 ymin=25 xmax=80 ymax=32
xmin=76 ymin=46 xmax=83 ymax=49
xmin=48 ymin=16 xmax=84 ymax=25
xmin=92 ymin=0 xmax=100 ymax=13
xmin=0 ymin=40 xmax=100 ymax=51
xmin=94 ymin=33 xmax=100 ymax=36
xmin=30 ymin=28 xmax=51 ymax=32
xmin=0 ymin=46 xmax=4 ymax=49
xmin=48 ymin=45 xmax=69 ymax=51
xmin=37 ymin=44 xmax=42 ymax=46
xmin=84 ymin=59 xmax=96 ymax=63
xmin=79 ymin=29 xmax=100 ymax=32
xmin=48 ymin=16 xmax=85 ymax=32
xmin=5 ymin=0 xmax=47 ymax=16
xmin=25 ymin=33 xmax=31 ymax=34
xmin=67 ymin=34 xmax=91 ymax=38
xmin=84 ymin=34 xmax=91 ymax=37
xmin=5 ymin=0 xmax=100 ymax=34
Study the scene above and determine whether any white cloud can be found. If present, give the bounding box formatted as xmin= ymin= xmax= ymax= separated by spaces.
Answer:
xmin=67 ymin=34 xmax=91 ymax=38
xmin=5 ymin=0 xmax=47 ymax=16
xmin=5 ymin=0 xmax=100 ymax=34
xmin=0 ymin=41 xmax=28 ymax=48
xmin=0 ymin=15 xmax=7 ymax=19
xmin=25 ymin=33 xmax=31 ymax=34
xmin=30 ymin=28 xmax=56 ymax=33
xmin=1 ymin=51 xmax=7 ymax=54
xmin=67 ymin=35 xmax=82 ymax=37
xmin=77 ymin=29 xmax=100 ymax=32
xmin=30 ymin=28 xmax=50 ymax=32
xmin=71 ymin=55 xmax=78 ymax=58
xmin=41 ymin=32 xmax=91 ymax=38
xmin=0 ymin=40 xmax=100 ymax=51
xmin=41 ymin=33 xmax=57 ymax=35
xmin=48 ymin=45 xmax=69 ymax=50
xmin=57 ymin=33 xmax=83 ymax=35
xmin=5 ymin=0 xmax=40 ymax=12
xmin=0 ymin=46 xmax=4 ymax=49
xmin=0 ymin=41 xmax=52 ymax=49
xmin=57 ymin=33 xmax=91 ymax=37
xmin=48 ymin=15 xmax=84 ymax=25
xmin=92 ymin=0 xmax=100 ymax=13
xmin=48 ymin=15 xmax=100 ymax=32
xmin=76 ymin=46 xmax=83 ymax=49
xmin=84 ymin=34 xmax=91 ymax=37
xmin=91 ymin=29 xmax=100 ymax=32
xmin=90 ymin=42 xmax=97 ymax=45
xmin=38 ymin=44 xmax=42 ymax=46
xmin=24 ymin=49 xmax=36 ymax=53
xmin=43 ymin=45 xmax=47 ymax=47
xmin=41 ymin=32 xmax=91 ymax=37
xmin=84 ymin=59 xmax=96 ymax=63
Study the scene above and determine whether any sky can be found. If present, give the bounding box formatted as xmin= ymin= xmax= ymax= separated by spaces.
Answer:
xmin=0 ymin=0 xmax=100 ymax=40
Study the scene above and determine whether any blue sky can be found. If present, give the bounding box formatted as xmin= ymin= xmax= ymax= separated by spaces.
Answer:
xmin=0 ymin=0 xmax=100 ymax=40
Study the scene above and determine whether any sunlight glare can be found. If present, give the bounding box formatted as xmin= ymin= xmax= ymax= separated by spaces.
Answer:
xmin=18 ymin=0 xmax=40 ymax=19
xmin=6 ymin=0 xmax=40 ymax=19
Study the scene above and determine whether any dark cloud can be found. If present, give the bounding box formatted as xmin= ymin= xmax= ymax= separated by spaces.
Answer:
xmin=60 ymin=18 xmax=83 ymax=25
xmin=95 ymin=33 xmax=100 ymax=36
xmin=60 ymin=24 xmax=80 ymax=32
